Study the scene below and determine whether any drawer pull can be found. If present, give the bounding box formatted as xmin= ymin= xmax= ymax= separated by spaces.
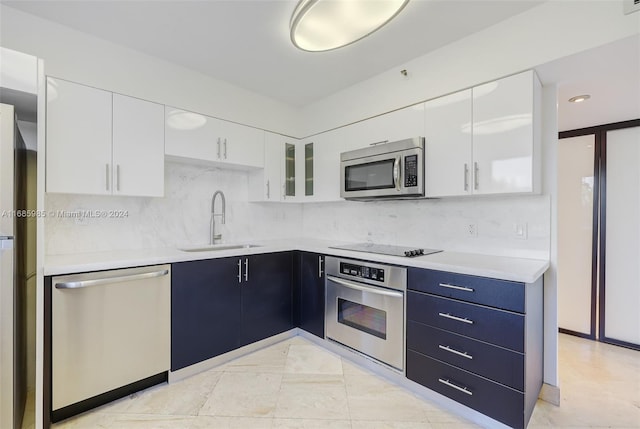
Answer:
xmin=439 ymin=283 xmax=474 ymax=292
xmin=439 ymin=344 xmax=473 ymax=359
xmin=438 ymin=312 xmax=474 ymax=324
xmin=438 ymin=378 xmax=473 ymax=396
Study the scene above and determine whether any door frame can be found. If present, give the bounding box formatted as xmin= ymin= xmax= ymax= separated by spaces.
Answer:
xmin=558 ymin=118 xmax=640 ymax=349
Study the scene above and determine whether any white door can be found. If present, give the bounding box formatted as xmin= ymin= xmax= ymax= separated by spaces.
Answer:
xmin=557 ymin=135 xmax=596 ymax=336
xmin=112 ymin=94 xmax=164 ymax=197
xmin=603 ymin=126 xmax=640 ymax=346
xmin=46 ymin=78 xmax=112 ymax=195
xmin=424 ymin=89 xmax=472 ymax=197
xmin=164 ymin=107 xmax=221 ymax=162
xmin=472 ymin=71 xmax=535 ymax=195
xmin=309 ymin=131 xmax=341 ymax=202
xmin=251 ymin=131 xmax=282 ymax=202
xmin=0 ymin=104 xmax=15 ymax=235
xmin=222 ymin=121 xmax=264 ymax=168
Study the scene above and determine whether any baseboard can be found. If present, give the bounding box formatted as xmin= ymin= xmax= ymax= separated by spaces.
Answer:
xmin=539 ymin=383 xmax=561 ymax=406
xmin=168 ymin=329 xmax=297 ymax=383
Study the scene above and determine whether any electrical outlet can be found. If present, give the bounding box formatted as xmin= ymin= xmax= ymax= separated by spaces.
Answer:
xmin=514 ymin=222 xmax=528 ymax=240
xmin=467 ymin=223 xmax=478 ymax=237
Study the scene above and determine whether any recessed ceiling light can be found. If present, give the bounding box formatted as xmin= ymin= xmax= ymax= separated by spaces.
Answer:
xmin=290 ymin=0 xmax=410 ymax=52
xmin=568 ymin=94 xmax=591 ymax=103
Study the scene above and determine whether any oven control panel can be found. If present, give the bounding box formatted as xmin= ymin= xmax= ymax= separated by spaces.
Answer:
xmin=340 ymin=262 xmax=385 ymax=283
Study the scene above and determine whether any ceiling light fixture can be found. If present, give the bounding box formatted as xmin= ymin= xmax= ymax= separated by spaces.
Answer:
xmin=290 ymin=0 xmax=410 ymax=52
xmin=568 ymin=94 xmax=591 ymax=103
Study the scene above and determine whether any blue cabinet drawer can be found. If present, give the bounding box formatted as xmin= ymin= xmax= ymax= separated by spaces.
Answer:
xmin=408 ymin=268 xmax=525 ymax=313
xmin=407 ymin=291 xmax=524 ymax=352
xmin=407 ymin=350 xmax=526 ymax=429
xmin=407 ymin=321 xmax=524 ymax=391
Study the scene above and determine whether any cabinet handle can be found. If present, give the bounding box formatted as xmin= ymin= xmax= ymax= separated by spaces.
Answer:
xmin=223 ymin=138 xmax=227 ymax=159
xmin=116 ymin=164 xmax=121 ymax=191
xmin=474 ymin=162 xmax=479 ymax=190
xmin=438 ymin=312 xmax=474 ymax=325
xmin=438 ymin=378 xmax=473 ymax=396
xmin=105 ymin=164 xmax=110 ymax=191
xmin=439 ymin=283 xmax=474 ymax=292
xmin=244 ymin=258 xmax=249 ymax=282
xmin=217 ymin=138 xmax=221 ymax=159
xmin=464 ymin=163 xmax=469 ymax=191
xmin=438 ymin=344 xmax=473 ymax=360
xmin=369 ymin=140 xmax=389 ymax=146
xmin=318 ymin=256 xmax=323 ymax=278
xmin=237 ymin=259 xmax=242 ymax=283
xmin=266 ymin=180 xmax=270 ymax=199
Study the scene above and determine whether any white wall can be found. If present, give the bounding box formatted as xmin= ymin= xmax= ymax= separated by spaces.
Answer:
xmin=0 ymin=4 xmax=301 ymax=137
xmin=45 ymin=162 xmax=303 ymax=255
xmin=301 ymin=0 xmax=640 ymax=136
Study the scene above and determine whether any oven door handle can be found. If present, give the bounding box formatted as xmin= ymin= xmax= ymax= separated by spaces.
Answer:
xmin=326 ymin=275 xmax=403 ymax=298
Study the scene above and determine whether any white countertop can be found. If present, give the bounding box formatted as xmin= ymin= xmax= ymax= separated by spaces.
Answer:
xmin=44 ymin=239 xmax=549 ymax=283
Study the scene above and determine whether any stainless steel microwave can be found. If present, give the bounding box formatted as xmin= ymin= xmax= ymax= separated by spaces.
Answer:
xmin=340 ymin=137 xmax=425 ymax=201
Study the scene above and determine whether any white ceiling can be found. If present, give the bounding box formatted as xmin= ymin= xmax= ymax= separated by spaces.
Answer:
xmin=537 ymin=35 xmax=640 ymax=132
xmin=2 ymin=0 xmax=544 ymax=107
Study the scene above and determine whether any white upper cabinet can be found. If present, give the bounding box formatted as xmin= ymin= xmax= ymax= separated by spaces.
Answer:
xmin=249 ymin=131 xmax=288 ymax=202
xmin=46 ymin=78 xmax=113 ymax=195
xmin=165 ymin=107 xmax=221 ymax=162
xmin=165 ymin=107 xmax=264 ymax=169
xmin=424 ymin=70 xmax=540 ymax=197
xmin=305 ymin=130 xmax=342 ymax=202
xmin=220 ymin=121 xmax=264 ymax=168
xmin=424 ymin=89 xmax=473 ymax=197
xmin=472 ymin=70 xmax=540 ymax=195
xmin=112 ymin=94 xmax=164 ymax=197
xmin=46 ymin=78 xmax=165 ymax=197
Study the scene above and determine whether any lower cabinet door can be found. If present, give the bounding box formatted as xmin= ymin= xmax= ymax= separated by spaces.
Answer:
xmin=299 ymin=252 xmax=325 ymax=338
xmin=171 ymin=258 xmax=242 ymax=371
xmin=407 ymin=321 xmax=524 ymax=390
xmin=407 ymin=350 xmax=525 ymax=429
xmin=240 ymin=252 xmax=293 ymax=345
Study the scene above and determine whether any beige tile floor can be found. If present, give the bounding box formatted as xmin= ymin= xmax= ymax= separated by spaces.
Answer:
xmin=52 ymin=334 xmax=640 ymax=429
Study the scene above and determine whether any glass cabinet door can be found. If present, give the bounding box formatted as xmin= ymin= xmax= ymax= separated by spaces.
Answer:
xmin=285 ymin=143 xmax=295 ymax=197
xmin=305 ymin=142 xmax=314 ymax=196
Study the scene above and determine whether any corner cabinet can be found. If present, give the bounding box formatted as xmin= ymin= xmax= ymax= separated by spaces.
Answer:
xmin=425 ymin=70 xmax=541 ymax=197
xmin=171 ymin=252 xmax=293 ymax=371
xmin=165 ymin=106 xmax=264 ymax=169
xmin=406 ymin=268 xmax=543 ymax=429
xmin=248 ymin=132 xmax=299 ymax=202
xmin=297 ymin=252 xmax=325 ymax=338
xmin=46 ymin=78 xmax=165 ymax=197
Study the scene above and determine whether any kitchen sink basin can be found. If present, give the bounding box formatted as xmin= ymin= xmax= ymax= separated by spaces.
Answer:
xmin=178 ymin=244 xmax=262 ymax=252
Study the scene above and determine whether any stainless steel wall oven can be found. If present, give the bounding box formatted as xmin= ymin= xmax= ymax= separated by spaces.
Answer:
xmin=325 ymin=257 xmax=406 ymax=371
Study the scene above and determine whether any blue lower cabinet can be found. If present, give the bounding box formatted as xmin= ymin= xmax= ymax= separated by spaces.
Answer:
xmin=298 ymin=252 xmax=325 ymax=338
xmin=171 ymin=252 xmax=293 ymax=371
xmin=171 ymin=257 xmax=242 ymax=371
xmin=406 ymin=267 xmax=543 ymax=429
xmin=407 ymin=351 xmax=525 ymax=429
xmin=240 ymin=252 xmax=294 ymax=346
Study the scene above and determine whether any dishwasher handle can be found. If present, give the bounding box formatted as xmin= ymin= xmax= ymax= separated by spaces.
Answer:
xmin=55 ymin=269 xmax=169 ymax=290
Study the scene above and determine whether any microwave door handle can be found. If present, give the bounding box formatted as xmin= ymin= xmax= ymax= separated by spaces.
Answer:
xmin=393 ymin=156 xmax=401 ymax=191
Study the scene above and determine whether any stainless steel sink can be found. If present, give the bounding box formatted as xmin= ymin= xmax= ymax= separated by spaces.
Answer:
xmin=178 ymin=244 xmax=261 ymax=252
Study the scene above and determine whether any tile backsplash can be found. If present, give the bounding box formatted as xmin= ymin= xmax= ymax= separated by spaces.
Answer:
xmin=301 ymin=195 xmax=550 ymax=260
xmin=45 ymin=163 xmax=550 ymax=260
xmin=44 ymin=162 xmax=303 ymax=255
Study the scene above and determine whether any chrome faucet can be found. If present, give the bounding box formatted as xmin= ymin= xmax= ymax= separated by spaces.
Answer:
xmin=210 ymin=190 xmax=226 ymax=244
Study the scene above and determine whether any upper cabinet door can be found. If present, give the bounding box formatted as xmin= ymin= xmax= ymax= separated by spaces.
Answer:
xmin=164 ymin=107 xmax=221 ymax=162
xmin=221 ymin=121 xmax=264 ymax=168
xmin=425 ymin=90 xmax=473 ymax=197
xmin=46 ymin=78 xmax=112 ymax=195
xmin=472 ymin=71 xmax=537 ymax=195
xmin=112 ymin=94 xmax=165 ymax=197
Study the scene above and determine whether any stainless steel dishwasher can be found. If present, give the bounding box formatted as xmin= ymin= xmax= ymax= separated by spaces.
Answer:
xmin=51 ymin=265 xmax=171 ymax=417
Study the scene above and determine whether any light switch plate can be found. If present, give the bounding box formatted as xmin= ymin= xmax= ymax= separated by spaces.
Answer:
xmin=514 ymin=222 xmax=528 ymax=240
